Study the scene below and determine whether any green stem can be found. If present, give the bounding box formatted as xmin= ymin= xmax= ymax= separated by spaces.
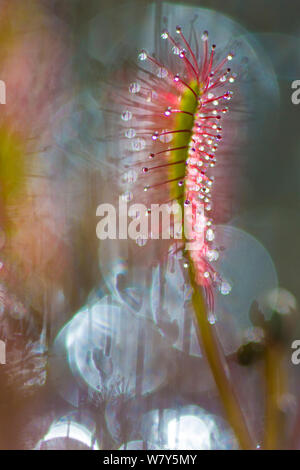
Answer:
xmin=189 ymin=264 xmax=255 ymax=450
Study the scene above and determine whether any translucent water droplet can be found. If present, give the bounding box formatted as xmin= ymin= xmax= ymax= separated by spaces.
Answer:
xmin=125 ymin=128 xmax=136 ymax=139
xmin=220 ymin=281 xmax=232 ymax=295
xmin=206 ymin=228 xmax=215 ymax=241
xmin=161 ymin=30 xmax=169 ymax=40
xmin=121 ymin=110 xmax=132 ymax=121
xmin=131 ymin=138 xmax=145 ymax=151
xmin=159 ymin=130 xmax=173 ymax=143
xmin=129 ymin=82 xmax=141 ymax=94
xmin=122 ymin=169 xmax=137 ymax=184
xmin=206 ymin=249 xmax=219 ymax=262
xmin=138 ymin=50 xmax=147 ymax=61
xmin=157 ymin=67 xmax=168 ymax=79
xmin=208 ymin=312 xmax=216 ymax=324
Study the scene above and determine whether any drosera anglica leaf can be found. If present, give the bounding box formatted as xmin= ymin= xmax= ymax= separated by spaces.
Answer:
xmin=109 ymin=26 xmax=238 ymax=311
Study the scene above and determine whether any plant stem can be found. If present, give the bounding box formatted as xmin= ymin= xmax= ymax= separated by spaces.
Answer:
xmin=189 ymin=264 xmax=255 ymax=450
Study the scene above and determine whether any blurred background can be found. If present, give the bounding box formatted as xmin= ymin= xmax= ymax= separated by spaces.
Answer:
xmin=0 ymin=0 xmax=300 ymax=450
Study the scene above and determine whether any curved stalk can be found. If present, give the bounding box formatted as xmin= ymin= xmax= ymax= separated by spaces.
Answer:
xmin=189 ymin=263 xmax=255 ymax=450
